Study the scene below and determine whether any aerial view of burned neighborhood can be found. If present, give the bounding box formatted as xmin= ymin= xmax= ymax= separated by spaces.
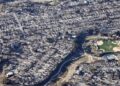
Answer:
xmin=0 ymin=0 xmax=120 ymax=86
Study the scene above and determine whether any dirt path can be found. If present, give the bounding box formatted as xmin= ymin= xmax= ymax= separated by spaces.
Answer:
xmin=55 ymin=53 xmax=101 ymax=86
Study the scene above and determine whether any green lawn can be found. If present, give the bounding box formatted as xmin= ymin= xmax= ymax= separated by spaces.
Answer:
xmin=98 ymin=40 xmax=117 ymax=52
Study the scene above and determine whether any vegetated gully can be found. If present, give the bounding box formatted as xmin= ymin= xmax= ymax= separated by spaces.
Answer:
xmin=35 ymin=30 xmax=95 ymax=86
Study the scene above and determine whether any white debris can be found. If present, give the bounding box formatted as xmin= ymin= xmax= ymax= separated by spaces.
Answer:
xmin=6 ymin=72 xmax=14 ymax=77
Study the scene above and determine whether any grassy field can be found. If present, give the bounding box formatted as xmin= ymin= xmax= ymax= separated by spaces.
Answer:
xmin=98 ymin=40 xmax=117 ymax=52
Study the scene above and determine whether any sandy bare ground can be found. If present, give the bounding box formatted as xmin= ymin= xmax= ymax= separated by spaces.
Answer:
xmin=113 ymin=41 xmax=120 ymax=52
xmin=0 ymin=71 xmax=6 ymax=86
xmin=55 ymin=53 xmax=101 ymax=86
xmin=97 ymin=40 xmax=103 ymax=46
xmin=113 ymin=47 xmax=120 ymax=52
